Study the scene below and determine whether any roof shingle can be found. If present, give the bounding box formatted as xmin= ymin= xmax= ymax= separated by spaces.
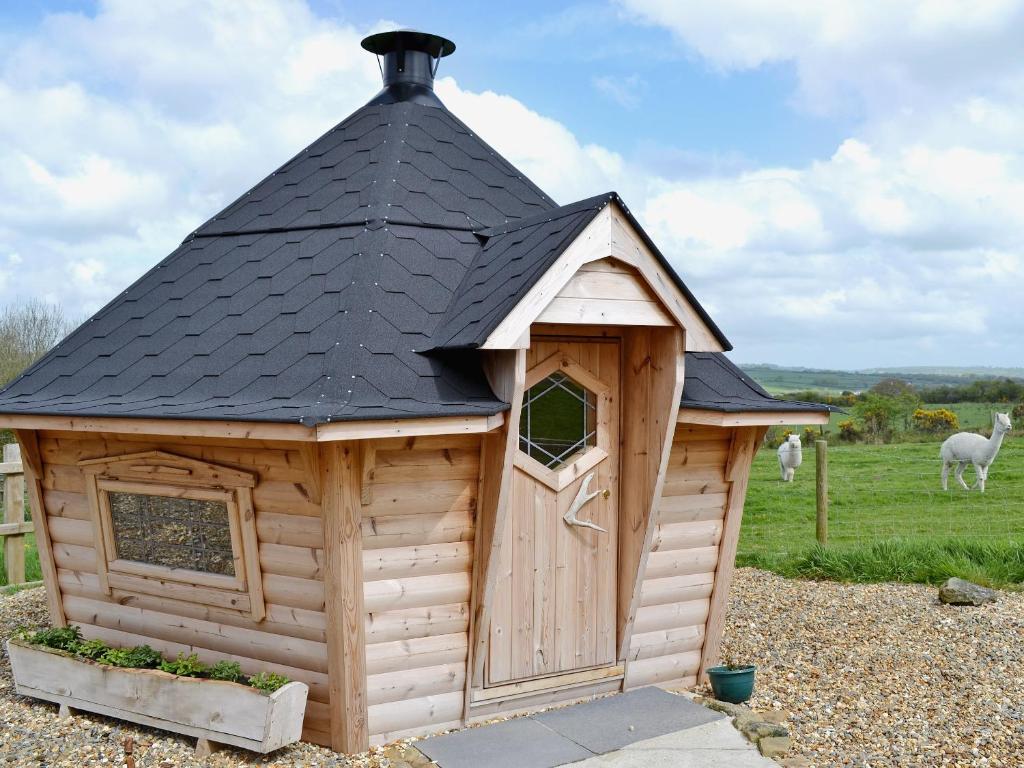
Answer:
xmin=681 ymin=353 xmax=831 ymax=414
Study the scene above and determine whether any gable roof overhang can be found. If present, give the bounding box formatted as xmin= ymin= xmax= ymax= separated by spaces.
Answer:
xmin=678 ymin=352 xmax=833 ymax=425
xmin=427 ymin=193 xmax=731 ymax=352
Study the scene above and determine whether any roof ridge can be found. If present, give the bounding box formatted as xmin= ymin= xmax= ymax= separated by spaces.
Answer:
xmin=186 ymin=217 xmax=477 ymax=240
xmin=478 ymin=192 xmax=616 ymax=239
xmin=437 ymin=107 xmax=559 ymax=213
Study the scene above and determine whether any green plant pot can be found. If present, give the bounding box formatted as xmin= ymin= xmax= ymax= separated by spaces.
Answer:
xmin=706 ymin=664 xmax=756 ymax=704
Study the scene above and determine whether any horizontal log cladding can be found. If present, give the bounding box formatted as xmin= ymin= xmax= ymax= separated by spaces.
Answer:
xmin=37 ymin=432 xmax=329 ymax=740
xmin=627 ymin=424 xmax=732 ymax=692
xmin=37 ymin=428 xmax=483 ymax=745
xmin=360 ymin=435 xmax=480 ymax=741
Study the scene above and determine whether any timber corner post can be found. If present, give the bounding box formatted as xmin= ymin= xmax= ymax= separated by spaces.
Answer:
xmin=320 ymin=441 xmax=369 ymax=753
xmin=697 ymin=425 xmax=766 ymax=684
xmin=468 ymin=348 xmax=526 ymax=697
xmin=12 ymin=430 xmax=65 ymax=625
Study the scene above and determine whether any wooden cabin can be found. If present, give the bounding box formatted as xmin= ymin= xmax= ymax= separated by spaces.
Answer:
xmin=0 ymin=30 xmax=828 ymax=753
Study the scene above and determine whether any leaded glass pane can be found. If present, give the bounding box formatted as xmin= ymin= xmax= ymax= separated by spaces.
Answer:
xmin=519 ymin=371 xmax=597 ymax=469
xmin=108 ymin=492 xmax=235 ymax=576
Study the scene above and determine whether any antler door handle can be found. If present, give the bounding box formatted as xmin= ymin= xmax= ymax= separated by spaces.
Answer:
xmin=563 ymin=473 xmax=608 ymax=533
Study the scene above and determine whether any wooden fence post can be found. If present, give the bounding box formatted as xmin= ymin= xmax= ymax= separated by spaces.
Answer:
xmin=2 ymin=443 xmax=27 ymax=584
xmin=815 ymin=440 xmax=828 ymax=546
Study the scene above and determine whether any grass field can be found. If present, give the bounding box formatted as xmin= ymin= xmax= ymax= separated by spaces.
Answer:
xmin=0 ymin=533 xmax=41 ymax=587
xmin=740 ymin=437 xmax=1024 ymax=586
xmin=741 ymin=363 xmax=1024 ymax=394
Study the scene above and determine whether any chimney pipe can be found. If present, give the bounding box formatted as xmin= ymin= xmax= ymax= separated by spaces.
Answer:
xmin=361 ymin=30 xmax=456 ymax=107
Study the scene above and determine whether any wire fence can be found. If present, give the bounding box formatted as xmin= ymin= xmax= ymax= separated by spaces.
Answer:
xmin=740 ymin=437 xmax=1024 ymax=559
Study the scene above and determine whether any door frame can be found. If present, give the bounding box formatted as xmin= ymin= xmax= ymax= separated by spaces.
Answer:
xmin=485 ymin=332 xmax=623 ymax=690
xmin=466 ymin=323 xmax=685 ymax=713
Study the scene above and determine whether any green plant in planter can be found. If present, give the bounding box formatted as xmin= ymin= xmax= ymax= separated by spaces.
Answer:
xmin=19 ymin=624 xmax=291 ymax=690
xmin=100 ymin=645 xmax=163 ymax=669
xmin=249 ymin=671 xmax=289 ymax=693
xmin=159 ymin=652 xmax=208 ymax=677
xmin=29 ymin=625 xmax=83 ymax=651
xmin=71 ymin=638 xmax=110 ymax=661
xmin=208 ymin=660 xmax=244 ymax=683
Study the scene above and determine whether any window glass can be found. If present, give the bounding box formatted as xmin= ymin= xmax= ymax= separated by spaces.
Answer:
xmin=519 ymin=371 xmax=597 ymax=469
xmin=108 ymin=492 xmax=235 ymax=576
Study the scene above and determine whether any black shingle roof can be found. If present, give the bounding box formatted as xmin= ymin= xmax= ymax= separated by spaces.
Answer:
xmin=194 ymin=100 xmax=555 ymax=236
xmin=681 ymin=353 xmax=831 ymax=413
xmin=428 ymin=195 xmax=608 ymax=349
xmin=0 ymin=95 xmax=557 ymax=424
xmin=0 ymin=73 xmax=804 ymax=426
xmin=429 ymin=193 xmax=731 ymax=351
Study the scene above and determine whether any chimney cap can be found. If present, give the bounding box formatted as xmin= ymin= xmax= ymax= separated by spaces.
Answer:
xmin=361 ymin=29 xmax=455 ymax=58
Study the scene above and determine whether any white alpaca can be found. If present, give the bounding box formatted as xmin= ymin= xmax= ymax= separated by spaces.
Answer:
xmin=777 ymin=435 xmax=803 ymax=482
xmin=940 ymin=412 xmax=1012 ymax=492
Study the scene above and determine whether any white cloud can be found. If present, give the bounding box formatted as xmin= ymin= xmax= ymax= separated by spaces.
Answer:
xmin=0 ymin=0 xmax=1021 ymax=369
xmin=609 ymin=0 xmax=1024 ymax=366
xmin=592 ymin=74 xmax=647 ymax=110
xmin=435 ymin=80 xmax=625 ymax=204
xmin=617 ymin=0 xmax=1024 ymax=117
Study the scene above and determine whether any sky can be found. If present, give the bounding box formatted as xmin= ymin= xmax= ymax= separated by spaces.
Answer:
xmin=1 ymin=0 xmax=1022 ymax=369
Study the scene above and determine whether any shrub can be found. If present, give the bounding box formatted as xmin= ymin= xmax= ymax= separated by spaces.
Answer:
xmin=870 ymin=378 xmax=915 ymax=398
xmin=1012 ymin=403 xmax=1024 ymax=423
xmin=802 ymin=427 xmax=819 ymax=445
xmin=249 ymin=671 xmax=289 ymax=693
xmin=71 ymin=638 xmax=110 ymax=661
xmin=912 ymin=407 xmax=960 ymax=433
xmin=837 ymin=419 xmax=860 ymax=441
xmin=159 ymin=652 xmax=207 ymax=678
xmin=853 ymin=393 xmax=904 ymax=442
xmin=920 ymin=379 xmax=1024 ymax=404
xmin=100 ymin=645 xmax=163 ymax=669
xmin=29 ymin=625 xmax=82 ymax=651
xmin=208 ymin=660 xmax=244 ymax=683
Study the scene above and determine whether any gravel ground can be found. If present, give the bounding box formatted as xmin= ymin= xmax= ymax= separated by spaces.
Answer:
xmin=2 ymin=572 xmax=1021 ymax=767
xmin=719 ymin=568 xmax=1024 ymax=767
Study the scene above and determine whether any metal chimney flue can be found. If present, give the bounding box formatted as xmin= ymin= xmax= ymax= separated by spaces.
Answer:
xmin=361 ymin=30 xmax=456 ymax=106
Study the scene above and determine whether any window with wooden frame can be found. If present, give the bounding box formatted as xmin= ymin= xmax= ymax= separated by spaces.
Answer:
xmin=515 ymin=351 xmax=610 ymax=491
xmin=80 ymin=451 xmax=265 ymax=621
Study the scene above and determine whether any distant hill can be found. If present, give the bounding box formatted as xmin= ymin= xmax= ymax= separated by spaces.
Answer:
xmin=738 ymin=364 xmax=1024 ymax=394
xmin=864 ymin=366 xmax=1024 ymax=378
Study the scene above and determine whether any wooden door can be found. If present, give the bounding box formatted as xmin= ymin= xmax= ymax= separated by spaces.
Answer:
xmin=488 ymin=339 xmax=619 ymax=686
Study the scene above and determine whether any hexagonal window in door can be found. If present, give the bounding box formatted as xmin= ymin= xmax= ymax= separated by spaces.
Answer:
xmin=519 ymin=371 xmax=598 ymax=470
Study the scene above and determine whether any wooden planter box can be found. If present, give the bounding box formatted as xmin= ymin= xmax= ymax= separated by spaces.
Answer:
xmin=5 ymin=639 xmax=309 ymax=754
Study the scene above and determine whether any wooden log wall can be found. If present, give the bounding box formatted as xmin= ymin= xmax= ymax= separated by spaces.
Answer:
xmin=35 ymin=430 xmax=334 ymax=746
xmin=360 ymin=434 xmax=479 ymax=744
xmin=29 ymin=421 xmax=756 ymax=745
xmin=623 ymin=423 xmax=733 ymax=689
xmin=33 ymin=429 xmax=481 ymax=748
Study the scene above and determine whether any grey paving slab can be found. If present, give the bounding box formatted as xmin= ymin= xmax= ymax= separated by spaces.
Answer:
xmin=532 ymin=687 xmax=725 ymax=755
xmin=415 ymin=716 xmax=593 ymax=768
xmin=559 ymin=719 xmax=779 ymax=767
